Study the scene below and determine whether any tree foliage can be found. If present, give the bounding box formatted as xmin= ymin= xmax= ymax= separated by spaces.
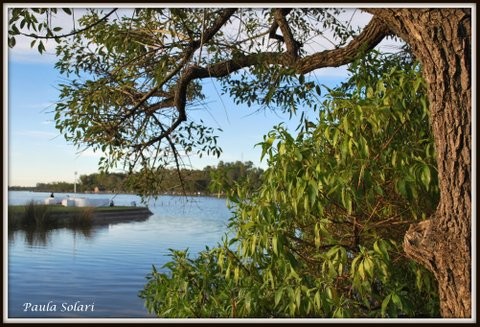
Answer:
xmin=9 ymin=8 xmax=377 ymax=196
xmin=139 ymin=53 xmax=440 ymax=317
xmin=9 ymin=7 xmax=471 ymax=317
xmin=10 ymin=161 xmax=262 ymax=196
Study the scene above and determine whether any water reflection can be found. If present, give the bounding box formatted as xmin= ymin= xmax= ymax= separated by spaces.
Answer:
xmin=8 ymin=225 xmax=100 ymax=248
xmin=8 ymin=204 xmax=152 ymax=247
xmin=8 ymin=192 xmax=231 ymax=318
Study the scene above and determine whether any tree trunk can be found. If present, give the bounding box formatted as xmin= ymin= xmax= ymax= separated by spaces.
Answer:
xmin=368 ymin=9 xmax=471 ymax=318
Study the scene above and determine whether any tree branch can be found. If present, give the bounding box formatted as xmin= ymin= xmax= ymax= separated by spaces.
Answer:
xmin=128 ymin=8 xmax=237 ymax=126
xmin=137 ymin=12 xmax=390 ymax=152
xmin=150 ymin=114 xmax=187 ymax=196
xmin=268 ymin=8 xmax=292 ymax=43
xmin=271 ymin=8 xmax=300 ymax=59
xmin=21 ymin=9 xmax=118 ymax=40
xmin=172 ymin=15 xmax=390 ymax=118
xmin=133 ymin=113 xmax=184 ymax=150
xmin=296 ymin=16 xmax=391 ymax=73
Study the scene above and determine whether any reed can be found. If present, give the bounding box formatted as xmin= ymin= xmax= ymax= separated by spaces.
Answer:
xmin=7 ymin=201 xmax=55 ymax=229
xmin=69 ymin=207 xmax=93 ymax=228
xmin=8 ymin=201 xmax=93 ymax=230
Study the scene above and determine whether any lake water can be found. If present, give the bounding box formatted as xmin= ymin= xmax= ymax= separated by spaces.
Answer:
xmin=6 ymin=191 xmax=232 ymax=318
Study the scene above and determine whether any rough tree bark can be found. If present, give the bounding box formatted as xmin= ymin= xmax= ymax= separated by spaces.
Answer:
xmin=367 ymin=8 xmax=472 ymax=318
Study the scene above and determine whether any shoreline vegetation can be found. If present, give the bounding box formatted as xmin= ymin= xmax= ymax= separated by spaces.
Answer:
xmin=8 ymin=161 xmax=264 ymax=196
xmin=8 ymin=201 xmax=153 ymax=231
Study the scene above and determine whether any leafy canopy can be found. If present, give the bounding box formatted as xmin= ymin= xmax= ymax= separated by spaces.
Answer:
xmin=9 ymin=8 xmax=371 ymax=196
xmin=139 ymin=52 xmax=440 ymax=318
xmin=9 ymin=9 xmax=440 ymax=317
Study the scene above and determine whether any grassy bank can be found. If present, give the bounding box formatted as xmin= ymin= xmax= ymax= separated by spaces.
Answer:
xmin=9 ymin=201 xmax=91 ymax=230
xmin=8 ymin=202 xmax=153 ymax=231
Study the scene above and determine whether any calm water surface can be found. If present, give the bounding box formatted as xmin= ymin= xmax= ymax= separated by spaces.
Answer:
xmin=7 ymin=191 xmax=232 ymax=318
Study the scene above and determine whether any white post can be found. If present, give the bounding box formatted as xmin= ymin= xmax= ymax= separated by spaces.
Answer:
xmin=74 ymin=171 xmax=77 ymax=194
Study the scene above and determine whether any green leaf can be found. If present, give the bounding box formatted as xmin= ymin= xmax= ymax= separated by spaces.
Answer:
xmin=341 ymin=189 xmax=352 ymax=215
xmin=381 ymin=294 xmax=391 ymax=316
xmin=363 ymin=257 xmax=373 ymax=278
xmin=233 ymin=266 xmax=240 ymax=283
xmin=391 ymin=293 xmax=403 ymax=310
xmin=420 ymin=165 xmax=431 ymax=189
xmin=37 ymin=41 xmax=45 ymax=54
xmin=289 ymin=265 xmax=300 ymax=280
xmin=274 ymin=288 xmax=283 ymax=307
xmin=366 ymin=86 xmax=374 ymax=98
xmin=295 ymin=287 xmax=301 ymax=309
xmin=373 ymin=239 xmax=389 ymax=261
xmin=272 ymin=235 xmax=278 ymax=255
xmin=299 ymin=74 xmax=305 ymax=85
xmin=314 ymin=290 xmax=321 ymax=309
xmin=397 ymin=179 xmax=407 ymax=197
xmin=314 ymin=223 xmax=321 ymax=249
xmin=358 ymin=261 xmax=365 ymax=280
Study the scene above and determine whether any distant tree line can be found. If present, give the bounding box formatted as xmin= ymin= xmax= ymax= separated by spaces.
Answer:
xmin=9 ymin=161 xmax=264 ymax=196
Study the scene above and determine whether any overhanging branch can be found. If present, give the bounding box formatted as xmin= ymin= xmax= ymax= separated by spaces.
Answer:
xmin=296 ymin=16 xmax=391 ymax=73
xmin=129 ymin=8 xmax=237 ymax=123
xmin=21 ymin=9 xmax=118 ymax=40
xmin=138 ymin=11 xmax=391 ymax=151
xmin=173 ymin=15 xmax=391 ymax=116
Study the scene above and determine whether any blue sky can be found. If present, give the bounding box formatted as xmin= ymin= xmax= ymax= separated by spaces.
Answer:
xmin=6 ymin=7 xmax=399 ymax=187
xmin=8 ymin=59 xmax=106 ymax=186
xmin=7 ymin=54 xmax=347 ymax=186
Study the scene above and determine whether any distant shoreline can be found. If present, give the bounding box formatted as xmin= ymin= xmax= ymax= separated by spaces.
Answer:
xmin=7 ymin=188 xmax=225 ymax=198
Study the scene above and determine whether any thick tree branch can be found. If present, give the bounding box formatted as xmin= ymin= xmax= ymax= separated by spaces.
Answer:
xmin=271 ymin=8 xmax=300 ymax=59
xmin=129 ymin=8 xmax=237 ymax=124
xmin=295 ymin=16 xmax=391 ymax=73
xmin=143 ymin=98 xmax=175 ymax=114
xmin=268 ymin=8 xmax=292 ymax=42
xmin=137 ymin=12 xmax=390 ymax=153
xmin=172 ymin=15 xmax=391 ymax=117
